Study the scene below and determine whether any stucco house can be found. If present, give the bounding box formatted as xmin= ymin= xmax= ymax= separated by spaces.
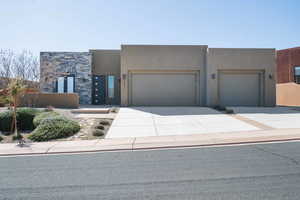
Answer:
xmin=40 ymin=45 xmax=276 ymax=107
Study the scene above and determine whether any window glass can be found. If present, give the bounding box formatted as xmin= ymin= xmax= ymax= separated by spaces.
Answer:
xmin=295 ymin=66 xmax=300 ymax=75
xmin=108 ymin=75 xmax=115 ymax=98
xmin=295 ymin=66 xmax=300 ymax=84
xmin=67 ymin=76 xmax=74 ymax=93
xmin=57 ymin=77 xmax=64 ymax=93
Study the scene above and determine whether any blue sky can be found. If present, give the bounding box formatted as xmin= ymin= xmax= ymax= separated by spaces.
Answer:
xmin=0 ymin=0 xmax=299 ymax=55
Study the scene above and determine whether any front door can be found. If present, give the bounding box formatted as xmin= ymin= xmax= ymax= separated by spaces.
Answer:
xmin=92 ymin=75 xmax=119 ymax=105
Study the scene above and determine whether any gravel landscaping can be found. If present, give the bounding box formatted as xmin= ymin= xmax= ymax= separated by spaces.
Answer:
xmin=0 ymin=107 xmax=116 ymax=143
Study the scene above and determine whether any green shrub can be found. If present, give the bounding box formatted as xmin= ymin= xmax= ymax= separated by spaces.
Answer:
xmin=17 ymin=108 xmax=41 ymax=131
xmin=99 ymin=120 xmax=110 ymax=126
xmin=0 ymin=111 xmax=13 ymax=132
xmin=33 ymin=111 xmax=60 ymax=127
xmin=28 ymin=117 xmax=80 ymax=142
xmin=0 ymin=107 xmax=41 ymax=132
xmin=92 ymin=129 xmax=104 ymax=137
xmin=0 ymin=135 xmax=3 ymax=142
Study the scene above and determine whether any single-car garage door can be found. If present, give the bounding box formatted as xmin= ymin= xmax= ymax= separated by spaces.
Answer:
xmin=219 ymin=71 xmax=263 ymax=106
xmin=130 ymin=71 xmax=199 ymax=106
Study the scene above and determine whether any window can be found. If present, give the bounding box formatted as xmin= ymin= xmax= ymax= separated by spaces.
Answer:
xmin=294 ymin=66 xmax=300 ymax=84
xmin=57 ymin=77 xmax=64 ymax=93
xmin=108 ymin=75 xmax=115 ymax=98
xmin=56 ymin=75 xmax=75 ymax=93
xmin=67 ymin=76 xmax=74 ymax=93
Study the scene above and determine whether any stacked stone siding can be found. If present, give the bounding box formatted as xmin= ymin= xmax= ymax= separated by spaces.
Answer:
xmin=40 ymin=52 xmax=92 ymax=104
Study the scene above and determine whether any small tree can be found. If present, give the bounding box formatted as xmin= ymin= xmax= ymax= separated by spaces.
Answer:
xmin=7 ymin=78 xmax=26 ymax=140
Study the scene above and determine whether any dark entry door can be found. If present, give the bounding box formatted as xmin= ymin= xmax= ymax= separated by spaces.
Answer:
xmin=92 ymin=75 xmax=106 ymax=105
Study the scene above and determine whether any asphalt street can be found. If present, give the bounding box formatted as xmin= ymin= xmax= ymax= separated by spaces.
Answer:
xmin=1 ymin=141 xmax=300 ymax=200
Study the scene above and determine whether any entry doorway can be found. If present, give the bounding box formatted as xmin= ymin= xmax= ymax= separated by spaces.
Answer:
xmin=92 ymin=75 xmax=120 ymax=105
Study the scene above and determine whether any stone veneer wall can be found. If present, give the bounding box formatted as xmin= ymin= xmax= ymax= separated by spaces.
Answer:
xmin=40 ymin=52 xmax=92 ymax=104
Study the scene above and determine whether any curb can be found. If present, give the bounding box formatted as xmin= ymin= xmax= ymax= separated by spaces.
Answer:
xmin=1 ymin=136 xmax=300 ymax=157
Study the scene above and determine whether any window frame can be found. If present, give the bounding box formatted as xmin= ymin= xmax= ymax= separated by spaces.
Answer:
xmin=294 ymin=66 xmax=300 ymax=84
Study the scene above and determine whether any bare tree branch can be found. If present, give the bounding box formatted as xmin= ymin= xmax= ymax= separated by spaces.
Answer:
xmin=0 ymin=49 xmax=39 ymax=89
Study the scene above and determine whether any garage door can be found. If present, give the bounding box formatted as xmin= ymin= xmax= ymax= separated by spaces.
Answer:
xmin=219 ymin=72 xmax=262 ymax=106
xmin=130 ymin=72 xmax=199 ymax=106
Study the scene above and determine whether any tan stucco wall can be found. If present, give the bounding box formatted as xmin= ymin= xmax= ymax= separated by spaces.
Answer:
xmin=90 ymin=50 xmax=121 ymax=104
xmin=207 ymin=48 xmax=276 ymax=107
xmin=90 ymin=50 xmax=121 ymax=75
xmin=277 ymin=82 xmax=300 ymax=106
xmin=121 ymin=45 xmax=208 ymax=106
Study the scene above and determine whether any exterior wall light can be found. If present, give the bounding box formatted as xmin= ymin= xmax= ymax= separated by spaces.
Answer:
xmin=211 ymin=73 xmax=216 ymax=79
xmin=269 ymin=74 xmax=273 ymax=79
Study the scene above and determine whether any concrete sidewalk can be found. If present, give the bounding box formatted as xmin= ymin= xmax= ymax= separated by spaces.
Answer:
xmin=1 ymin=128 xmax=300 ymax=156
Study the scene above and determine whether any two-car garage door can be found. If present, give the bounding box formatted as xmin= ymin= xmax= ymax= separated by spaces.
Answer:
xmin=129 ymin=71 xmax=200 ymax=106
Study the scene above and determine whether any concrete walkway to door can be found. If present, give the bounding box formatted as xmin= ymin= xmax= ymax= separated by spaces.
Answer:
xmin=106 ymin=107 xmax=259 ymax=138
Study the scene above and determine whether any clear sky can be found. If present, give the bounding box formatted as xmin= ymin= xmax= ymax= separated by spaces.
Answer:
xmin=1 ymin=0 xmax=299 ymax=55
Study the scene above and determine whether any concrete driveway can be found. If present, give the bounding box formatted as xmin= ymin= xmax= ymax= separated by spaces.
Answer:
xmin=229 ymin=107 xmax=300 ymax=129
xmin=106 ymin=107 xmax=258 ymax=138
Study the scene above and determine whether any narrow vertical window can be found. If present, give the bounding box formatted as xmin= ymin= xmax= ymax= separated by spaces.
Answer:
xmin=67 ymin=76 xmax=74 ymax=93
xmin=57 ymin=77 xmax=64 ymax=93
xmin=108 ymin=75 xmax=115 ymax=98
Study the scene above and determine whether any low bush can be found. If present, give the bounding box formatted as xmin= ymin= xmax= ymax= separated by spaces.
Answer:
xmin=0 ymin=107 xmax=41 ymax=132
xmin=33 ymin=111 xmax=60 ymax=127
xmin=28 ymin=117 xmax=80 ymax=142
xmin=92 ymin=129 xmax=104 ymax=137
xmin=95 ymin=125 xmax=105 ymax=130
xmin=0 ymin=111 xmax=13 ymax=132
xmin=12 ymin=134 xmax=23 ymax=141
xmin=99 ymin=120 xmax=110 ymax=126
xmin=17 ymin=108 xmax=41 ymax=130
xmin=213 ymin=105 xmax=226 ymax=111
xmin=225 ymin=109 xmax=234 ymax=114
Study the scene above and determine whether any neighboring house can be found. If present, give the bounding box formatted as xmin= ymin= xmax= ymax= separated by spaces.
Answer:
xmin=40 ymin=45 xmax=276 ymax=107
xmin=277 ymin=47 xmax=300 ymax=84
xmin=276 ymin=47 xmax=300 ymax=106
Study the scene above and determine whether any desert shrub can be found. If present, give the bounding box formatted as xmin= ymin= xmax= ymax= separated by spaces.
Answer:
xmin=12 ymin=134 xmax=23 ymax=141
xmin=28 ymin=117 xmax=80 ymax=142
xmin=92 ymin=129 xmax=104 ymax=137
xmin=17 ymin=108 xmax=41 ymax=130
xmin=33 ymin=111 xmax=60 ymax=127
xmin=95 ymin=125 xmax=105 ymax=130
xmin=225 ymin=109 xmax=234 ymax=114
xmin=110 ymin=107 xmax=119 ymax=113
xmin=99 ymin=120 xmax=110 ymax=126
xmin=213 ymin=105 xmax=226 ymax=111
xmin=0 ymin=107 xmax=41 ymax=132
xmin=0 ymin=111 xmax=13 ymax=132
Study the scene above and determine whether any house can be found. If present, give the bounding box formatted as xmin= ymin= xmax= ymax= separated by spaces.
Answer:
xmin=277 ymin=47 xmax=300 ymax=84
xmin=40 ymin=45 xmax=276 ymax=107
xmin=276 ymin=47 xmax=300 ymax=106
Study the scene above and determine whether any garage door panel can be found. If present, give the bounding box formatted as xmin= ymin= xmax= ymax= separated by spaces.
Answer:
xmin=131 ymin=72 xmax=198 ymax=106
xmin=219 ymin=72 xmax=261 ymax=106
